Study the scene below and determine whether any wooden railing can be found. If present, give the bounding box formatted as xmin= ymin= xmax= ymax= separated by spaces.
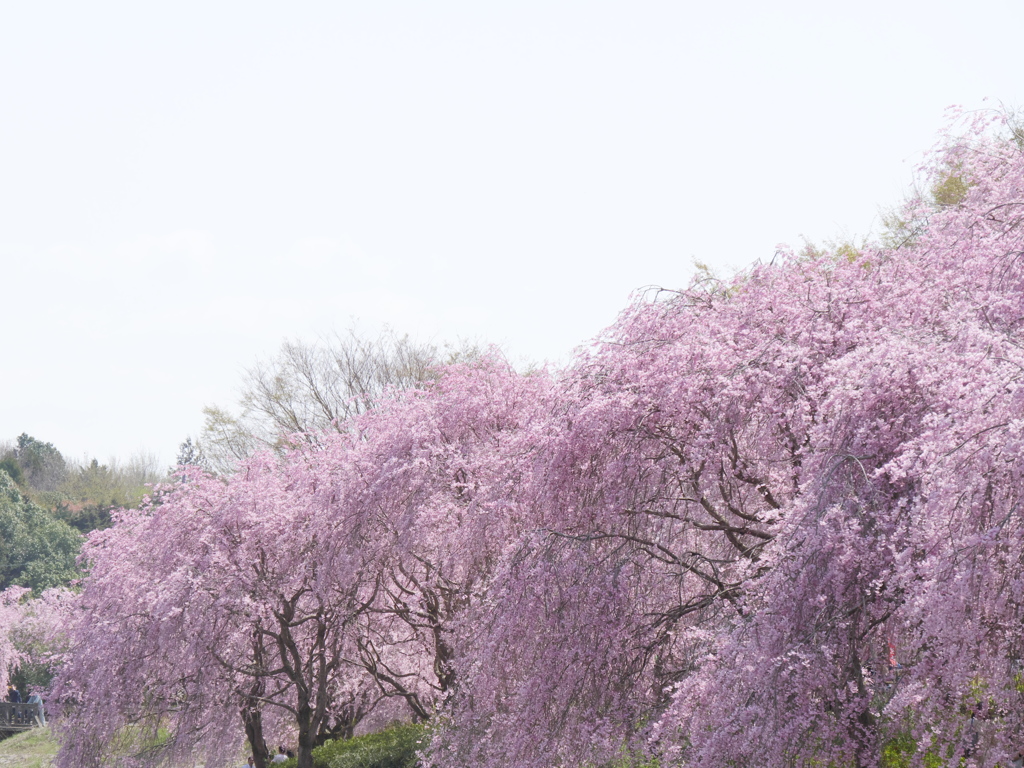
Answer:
xmin=0 ymin=702 xmax=43 ymax=731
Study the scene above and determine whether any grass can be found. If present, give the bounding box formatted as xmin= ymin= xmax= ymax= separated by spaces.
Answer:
xmin=0 ymin=726 xmax=58 ymax=768
xmin=0 ymin=721 xmax=427 ymax=768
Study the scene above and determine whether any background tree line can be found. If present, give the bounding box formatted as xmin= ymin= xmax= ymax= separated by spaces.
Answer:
xmin=0 ymin=434 xmax=163 ymax=593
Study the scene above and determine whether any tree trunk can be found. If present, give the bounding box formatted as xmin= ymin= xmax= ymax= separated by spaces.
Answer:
xmin=241 ymin=631 xmax=271 ymax=768
xmin=296 ymin=697 xmax=316 ymax=768
xmin=315 ymin=713 xmax=357 ymax=745
xmin=847 ymin=646 xmax=877 ymax=768
xmin=241 ymin=701 xmax=270 ymax=768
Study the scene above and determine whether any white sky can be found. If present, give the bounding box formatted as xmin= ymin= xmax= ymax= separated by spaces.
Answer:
xmin=2 ymin=1 xmax=1022 ymax=469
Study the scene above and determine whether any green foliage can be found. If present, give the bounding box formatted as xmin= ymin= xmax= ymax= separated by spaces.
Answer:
xmin=51 ymin=502 xmax=114 ymax=534
xmin=10 ymin=655 xmax=54 ymax=694
xmin=600 ymin=748 xmax=661 ymax=768
xmin=797 ymin=237 xmax=867 ymax=266
xmin=931 ymin=166 xmax=971 ymax=207
xmin=59 ymin=456 xmax=160 ymax=511
xmin=0 ymin=469 xmax=82 ymax=593
xmin=16 ymin=434 xmax=68 ymax=491
xmin=279 ymin=723 xmax=427 ymax=768
xmin=1 ymin=434 xmax=160 ymax=537
xmin=880 ymin=732 xmax=945 ymax=768
xmin=47 ymin=452 xmax=164 ymax=534
xmin=0 ymin=456 xmax=24 ymax=487
xmin=881 ymin=731 xmax=918 ymax=768
xmin=0 ymin=432 xmax=164 ymax=593
xmin=879 ymin=206 xmax=925 ymax=250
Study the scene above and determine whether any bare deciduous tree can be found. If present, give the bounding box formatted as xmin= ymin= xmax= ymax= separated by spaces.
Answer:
xmin=202 ymin=328 xmax=469 ymax=472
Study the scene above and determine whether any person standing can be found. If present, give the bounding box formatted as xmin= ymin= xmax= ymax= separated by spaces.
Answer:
xmin=271 ymin=745 xmax=290 ymax=763
xmin=6 ymin=684 xmax=21 ymax=703
xmin=27 ymin=692 xmax=45 ymax=726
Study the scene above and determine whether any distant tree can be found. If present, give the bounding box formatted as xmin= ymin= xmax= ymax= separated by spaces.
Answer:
xmin=50 ymin=503 xmax=112 ymax=534
xmin=201 ymin=327 xmax=453 ymax=472
xmin=6 ymin=433 xmax=68 ymax=492
xmin=174 ymin=436 xmax=211 ymax=473
xmin=0 ymin=438 xmax=162 ymax=535
xmin=57 ymin=452 xmax=164 ymax=517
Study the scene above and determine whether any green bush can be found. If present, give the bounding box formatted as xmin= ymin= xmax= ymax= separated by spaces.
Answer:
xmin=279 ymin=722 xmax=427 ymax=768
xmin=0 ymin=469 xmax=82 ymax=592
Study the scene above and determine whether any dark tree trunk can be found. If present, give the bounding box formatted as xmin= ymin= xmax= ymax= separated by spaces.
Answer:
xmin=241 ymin=632 xmax=271 ymax=768
xmin=296 ymin=697 xmax=316 ymax=768
xmin=315 ymin=715 xmax=356 ymax=745
xmin=847 ymin=645 xmax=878 ymax=768
xmin=276 ymin=604 xmax=333 ymax=768
xmin=241 ymin=700 xmax=270 ymax=768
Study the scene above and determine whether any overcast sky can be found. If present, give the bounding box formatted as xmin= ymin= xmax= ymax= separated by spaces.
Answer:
xmin=2 ymin=1 xmax=1022 ymax=468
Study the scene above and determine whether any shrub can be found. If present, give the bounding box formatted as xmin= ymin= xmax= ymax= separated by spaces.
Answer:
xmin=278 ymin=722 xmax=427 ymax=768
